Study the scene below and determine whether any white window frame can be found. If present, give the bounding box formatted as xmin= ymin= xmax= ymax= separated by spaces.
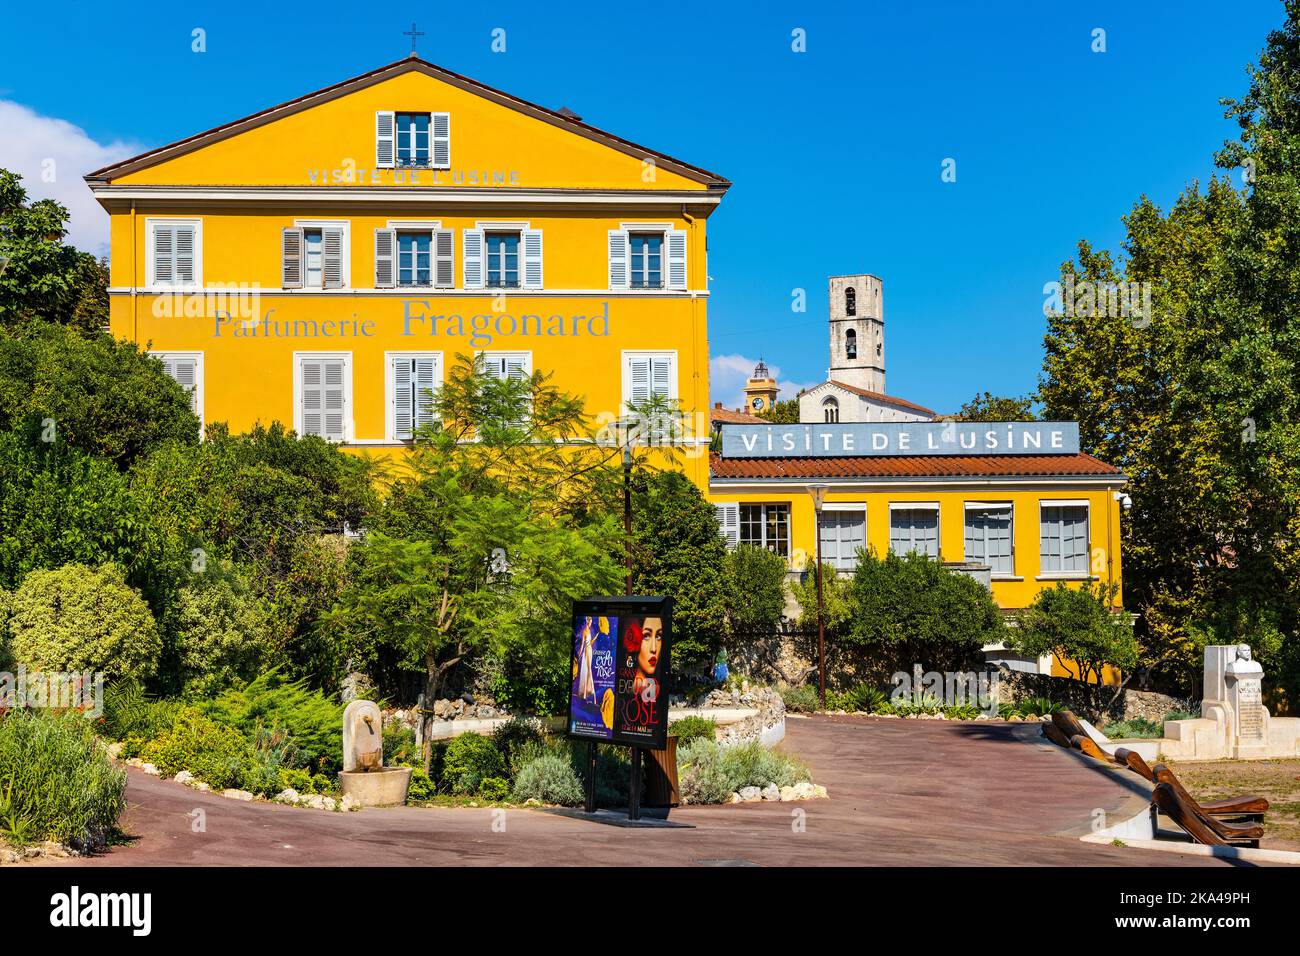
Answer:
xmin=818 ymin=505 xmax=866 ymax=571
xmin=1038 ymin=499 xmax=1092 ymax=579
xmin=294 ymin=219 xmax=351 ymax=289
xmin=888 ymin=502 xmax=941 ymax=558
xmin=964 ymin=501 xmax=1016 ymax=578
xmin=384 ymin=351 xmax=443 ymax=442
xmin=620 ymin=350 xmax=678 ymax=411
xmin=292 ymin=351 xmax=354 ymax=443
xmin=738 ymin=502 xmax=791 ymax=558
xmin=615 ymin=222 xmax=685 ymax=292
xmin=151 ymin=350 xmax=205 ymax=427
xmin=145 ymin=218 xmax=202 ymax=289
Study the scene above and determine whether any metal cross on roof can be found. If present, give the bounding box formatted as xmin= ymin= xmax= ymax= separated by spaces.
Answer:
xmin=404 ymin=22 xmax=425 ymax=57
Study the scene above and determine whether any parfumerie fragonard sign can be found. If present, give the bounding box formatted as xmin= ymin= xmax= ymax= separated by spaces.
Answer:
xmin=720 ymin=422 xmax=1080 ymax=458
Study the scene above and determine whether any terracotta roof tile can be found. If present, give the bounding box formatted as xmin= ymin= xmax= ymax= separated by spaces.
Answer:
xmin=710 ymin=405 xmax=766 ymax=425
xmin=709 ymin=451 xmax=1122 ymax=480
xmin=822 ymin=381 xmax=937 ymax=417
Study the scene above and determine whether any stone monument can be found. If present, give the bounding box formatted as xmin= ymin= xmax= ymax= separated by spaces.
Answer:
xmin=1161 ymin=644 xmax=1300 ymax=760
xmin=339 ymin=699 xmax=412 ymax=806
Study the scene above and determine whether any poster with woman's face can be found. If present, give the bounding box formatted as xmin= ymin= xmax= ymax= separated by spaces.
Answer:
xmin=568 ymin=598 xmax=672 ymax=748
xmin=615 ymin=614 xmax=667 ymax=746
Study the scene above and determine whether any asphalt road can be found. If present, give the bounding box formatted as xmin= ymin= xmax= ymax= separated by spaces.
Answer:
xmin=59 ymin=715 xmax=1237 ymax=866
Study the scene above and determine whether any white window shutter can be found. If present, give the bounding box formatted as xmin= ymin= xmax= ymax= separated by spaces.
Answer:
xmin=522 ymin=229 xmax=543 ymax=289
xmin=323 ymin=360 xmax=346 ymax=441
xmin=629 ymin=357 xmax=650 ymax=404
xmin=434 ymin=229 xmax=454 ymax=288
xmin=415 ymin=357 xmax=438 ymax=428
xmin=431 ymin=113 xmax=450 ymax=169
xmin=374 ymin=228 xmax=395 ymax=288
xmin=652 ymin=356 xmax=671 ymax=398
xmin=172 ymin=357 xmax=198 ymax=413
xmin=505 ymin=356 xmax=527 ymax=382
xmin=393 ymin=357 xmax=413 ymax=440
xmin=301 ymin=360 xmax=323 ymax=436
xmin=715 ymin=503 xmax=740 ymax=548
xmin=282 ymin=228 xmax=304 ymax=289
xmin=376 ymin=111 xmax=395 ymax=168
xmin=608 ymin=229 xmax=629 ymax=290
xmin=153 ymin=226 xmax=174 ymax=285
xmin=322 ymin=227 xmax=344 ymax=289
xmin=666 ymin=228 xmax=687 ymax=290
xmin=463 ymin=229 xmax=484 ymax=289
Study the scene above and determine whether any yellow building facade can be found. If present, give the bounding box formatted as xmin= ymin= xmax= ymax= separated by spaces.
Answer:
xmin=88 ymin=57 xmax=727 ymax=486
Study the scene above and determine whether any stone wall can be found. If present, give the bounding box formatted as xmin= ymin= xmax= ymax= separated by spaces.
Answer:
xmin=995 ymin=666 xmax=1192 ymax=725
xmin=685 ymin=686 xmax=787 ymax=746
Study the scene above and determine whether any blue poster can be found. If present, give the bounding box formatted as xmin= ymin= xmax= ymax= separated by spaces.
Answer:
xmin=569 ymin=615 xmax=616 ymax=740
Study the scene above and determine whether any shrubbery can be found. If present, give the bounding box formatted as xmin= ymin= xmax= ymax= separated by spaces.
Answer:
xmin=511 ymin=754 xmax=583 ymax=806
xmin=0 ymin=710 xmax=125 ymax=848
xmin=140 ymin=711 xmax=252 ymax=790
xmin=197 ymin=671 xmax=342 ymax=773
xmin=5 ymin=562 xmax=161 ymax=681
xmin=669 ymin=715 xmax=717 ymax=747
xmin=168 ymin=564 xmax=269 ymax=696
xmin=676 ymin=739 xmax=811 ymax=804
xmin=441 ymin=732 xmax=507 ymax=796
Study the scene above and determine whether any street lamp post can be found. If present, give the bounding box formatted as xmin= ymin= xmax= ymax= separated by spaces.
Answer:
xmin=806 ymin=483 xmax=830 ymax=709
xmin=623 ymin=442 xmax=633 ymax=596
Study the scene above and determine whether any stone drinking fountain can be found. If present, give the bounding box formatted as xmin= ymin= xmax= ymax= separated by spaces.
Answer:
xmin=338 ymin=699 xmax=412 ymax=807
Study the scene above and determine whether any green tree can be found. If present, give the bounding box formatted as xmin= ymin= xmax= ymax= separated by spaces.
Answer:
xmin=722 ymin=545 xmax=788 ymax=635
xmin=5 ymin=562 xmax=162 ymax=682
xmin=630 ymin=469 xmax=728 ymax=672
xmin=954 ymin=392 xmax=1037 ymax=422
xmin=845 ymin=550 xmax=1003 ymax=682
xmin=1039 ymin=5 xmax=1300 ymax=703
xmin=0 ymin=169 xmax=108 ymax=332
xmin=167 ymin=560 xmax=271 ymax=697
xmin=0 ymin=322 xmax=199 ymax=466
xmin=756 ymin=399 xmax=801 ymax=424
xmin=1010 ymin=582 xmax=1139 ymax=688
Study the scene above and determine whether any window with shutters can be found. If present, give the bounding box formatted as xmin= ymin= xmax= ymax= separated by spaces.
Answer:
xmin=1039 ymin=503 xmax=1089 ymax=575
xmin=153 ymin=351 xmax=204 ymax=424
xmin=375 ymin=224 xmax=451 ymax=289
xmin=398 ymin=231 xmax=432 ymax=287
xmin=622 ymin=351 xmax=676 ymax=410
xmin=387 ymin=352 xmax=442 ymax=441
xmin=965 ymin=504 xmax=1014 ymax=575
xmin=294 ymin=353 xmax=351 ymax=442
xmin=818 ymin=509 xmax=865 ymax=571
xmin=609 ymin=225 xmax=686 ymax=291
xmin=464 ymin=225 xmax=541 ymax=290
xmin=479 ymin=351 xmax=532 ymax=426
xmin=284 ymin=222 xmax=347 ymax=289
xmin=486 ymin=231 xmax=520 ymax=288
xmin=889 ymin=505 xmax=940 ymax=558
xmin=714 ymin=503 xmax=740 ymax=549
xmin=739 ymin=503 xmax=790 ymax=558
xmin=629 ymin=233 xmax=663 ymax=289
xmin=146 ymin=219 xmax=201 ymax=288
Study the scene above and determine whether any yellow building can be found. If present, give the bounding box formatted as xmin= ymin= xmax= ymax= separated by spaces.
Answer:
xmin=87 ymin=56 xmax=727 ymax=486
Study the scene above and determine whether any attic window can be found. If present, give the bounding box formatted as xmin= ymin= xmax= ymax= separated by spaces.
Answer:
xmin=376 ymin=111 xmax=450 ymax=170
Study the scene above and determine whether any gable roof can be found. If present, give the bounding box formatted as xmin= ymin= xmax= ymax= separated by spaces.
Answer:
xmin=85 ymin=56 xmax=731 ymax=188
xmin=710 ymin=451 xmax=1123 ymax=481
xmin=710 ymin=403 xmax=767 ymax=425
xmin=803 ymin=380 xmax=937 ymax=418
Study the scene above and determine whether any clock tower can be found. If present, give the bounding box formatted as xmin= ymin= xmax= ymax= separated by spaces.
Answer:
xmin=743 ymin=359 xmax=779 ymax=413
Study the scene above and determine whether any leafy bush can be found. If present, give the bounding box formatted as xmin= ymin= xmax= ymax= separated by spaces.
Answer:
xmin=723 ymin=545 xmax=789 ymax=636
xmin=382 ymin=721 xmax=420 ymax=768
xmin=1016 ymin=696 xmax=1065 ymax=718
xmin=1102 ymin=717 xmax=1163 ymax=739
xmin=669 ymin=715 xmax=717 ymax=747
xmin=779 ymin=684 xmax=820 ymax=714
xmin=479 ymin=777 xmax=510 ymax=802
xmin=511 ymin=754 xmax=583 ymax=806
xmin=826 ymin=685 xmax=888 ymax=713
xmin=406 ymin=767 xmax=435 ymax=802
xmin=100 ymin=679 xmax=185 ymax=743
xmin=890 ymin=694 xmax=943 ymax=717
xmin=676 ymin=738 xmax=732 ymax=805
xmin=198 ymin=671 xmax=341 ymax=773
xmin=168 ymin=564 xmax=269 ymax=697
xmin=943 ymin=704 xmax=982 ymax=720
xmin=490 ymin=717 xmax=546 ymax=774
xmin=1164 ymin=709 xmax=1198 ymax=723
xmin=6 ymin=562 xmax=161 ymax=681
xmin=1009 ymin=582 xmax=1138 ymax=685
xmin=140 ymin=711 xmax=252 ymax=790
xmin=845 ymin=550 xmax=1003 ymax=681
xmin=242 ymin=724 xmax=300 ymax=796
xmin=0 ymin=710 xmax=126 ymax=848
xmin=442 ymin=733 xmax=506 ymax=795
xmin=717 ymin=741 xmax=810 ymax=791
xmin=277 ymin=767 xmax=334 ymax=796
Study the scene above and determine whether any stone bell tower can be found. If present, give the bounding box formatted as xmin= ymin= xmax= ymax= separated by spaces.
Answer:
xmin=827 ymin=274 xmax=885 ymax=393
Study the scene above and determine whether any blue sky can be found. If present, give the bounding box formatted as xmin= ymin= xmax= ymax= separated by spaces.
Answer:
xmin=0 ymin=0 xmax=1284 ymax=412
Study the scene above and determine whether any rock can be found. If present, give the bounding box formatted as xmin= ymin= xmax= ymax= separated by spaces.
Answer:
xmin=0 ymin=847 xmax=21 ymax=864
xmin=738 ymin=786 xmax=762 ymax=802
xmin=125 ymin=757 xmax=144 ymax=768
xmin=761 ymin=783 xmax=781 ymax=801
xmin=303 ymin=794 xmax=327 ymax=810
xmin=779 ymin=785 xmax=797 ymax=801
xmin=322 ymin=796 xmax=338 ymax=812
xmin=1007 ymin=714 xmax=1023 ymax=722
xmin=106 ymin=742 xmax=125 ymax=759
xmin=791 ymin=781 xmax=817 ymax=800
xmin=141 ymin=763 xmax=160 ymax=776
xmin=173 ymin=771 xmax=195 ymax=785
xmin=222 ymin=789 xmax=255 ymax=802
xmin=274 ymin=788 xmax=300 ymax=805
xmin=193 ymin=782 xmax=211 ymax=792
xmin=340 ymin=795 xmax=360 ymax=812
xmin=812 ymin=784 xmax=829 ymax=799
xmin=339 ymin=671 xmax=375 ymax=704
xmin=728 ymin=792 xmax=742 ymax=804
xmin=37 ymin=841 xmax=68 ymax=859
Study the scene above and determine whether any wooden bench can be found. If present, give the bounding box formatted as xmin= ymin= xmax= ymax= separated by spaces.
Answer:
xmin=1150 ymin=763 xmax=1265 ymax=846
xmin=1112 ymin=748 xmax=1268 ymax=820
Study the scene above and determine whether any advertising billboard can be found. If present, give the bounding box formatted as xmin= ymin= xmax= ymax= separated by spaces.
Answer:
xmin=568 ymin=596 xmax=673 ymax=750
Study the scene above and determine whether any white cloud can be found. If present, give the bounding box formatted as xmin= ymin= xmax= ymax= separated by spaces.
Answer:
xmin=710 ymin=352 xmax=822 ymax=412
xmin=0 ymin=101 xmax=142 ymax=258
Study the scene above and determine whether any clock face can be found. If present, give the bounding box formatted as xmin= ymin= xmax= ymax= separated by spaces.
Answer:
xmin=751 ymin=397 xmax=764 ymax=409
